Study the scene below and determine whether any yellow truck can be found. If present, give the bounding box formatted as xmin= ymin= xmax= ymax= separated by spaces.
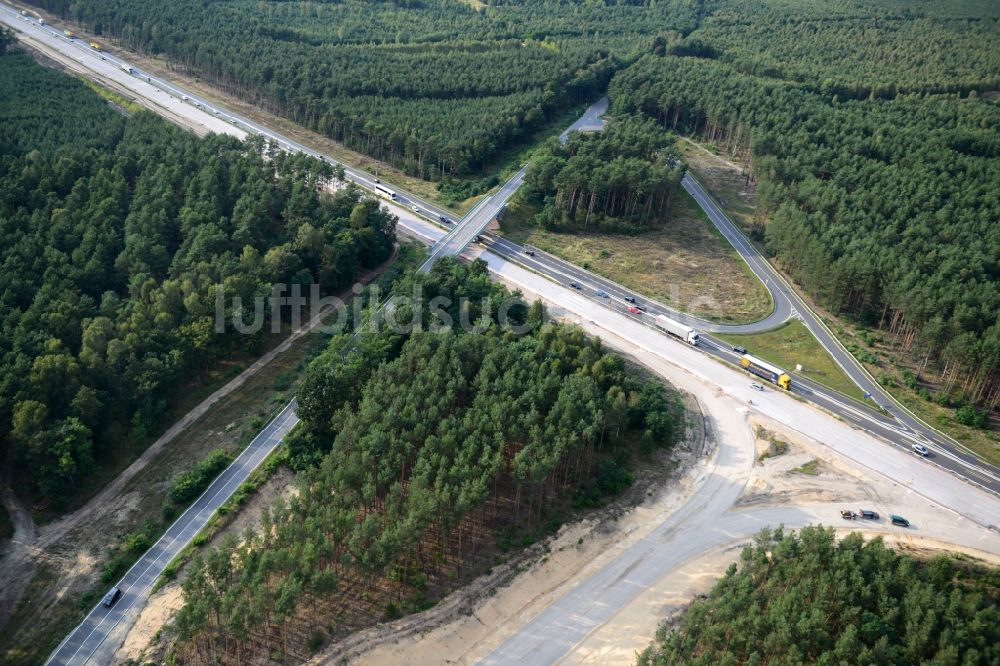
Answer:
xmin=63 ymin=30 xmax=75 ymax=38
xmin=740 ymin=354 xmax=792 ymax=390
xmin=90 ymin=41 xmax=102 ymax=51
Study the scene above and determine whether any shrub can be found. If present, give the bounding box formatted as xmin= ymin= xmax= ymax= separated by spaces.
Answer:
xmin=956 ymin=405 xmax=988 ymax=429
xmin=169 ymin=449 xmax=232 ymax=505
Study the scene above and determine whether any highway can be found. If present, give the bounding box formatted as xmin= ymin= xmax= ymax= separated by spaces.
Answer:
xmin=44 ymin=402 xmax=299 ymax=666
xmin=5 ymin=5 xmax=997 ymax=661
xmin=473 ymin=248 xmax=1000 ymax=664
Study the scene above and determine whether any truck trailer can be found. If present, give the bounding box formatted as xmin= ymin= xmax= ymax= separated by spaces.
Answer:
xmin=740 ymin=354 xmax=791 ymax=390
xmin=655 ymin=314 xmax=700 ymax=346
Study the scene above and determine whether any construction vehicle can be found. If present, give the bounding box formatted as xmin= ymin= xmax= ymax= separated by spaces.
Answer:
xmin=63 ymin=30 xmax=75 ymax=38
xmin=740 ymin=354 xmax=791 ymax=390
xmin=90 ymin=41 xmax=102 ymax=51
xmin=655 ymin=314 xmax=700 ymax=346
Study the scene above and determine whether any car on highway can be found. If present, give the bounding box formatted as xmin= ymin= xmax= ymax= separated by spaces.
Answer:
xmin=912 ymin=444 xmax=930 ymax=457
xmin=525 ymin=250 xmax=535 ymax=257
xmin=624 ymin=296 xmax=636 ymax=304
xmin=439 ymin=215 xmax=451 ymax=224
xmin=635 ymin=304 xmax=646 ymax=312
xmin=182 ymin=94 xmax=189 ymax=101
xmin=859 ymin=509 xmax=879 ymax=520
xmin=101 ymin=587 xmax=122 ymax=608
xmin=595 ymin=289 xmax=609 ymax=298
xmin=751 ymin=383 xmax=764 ymax=391
xmin=628 ymin=306 xmax=640 ymax=315
xmin=569 ymin=282 xmax=581 ymax=290
xmin=890 ymin=514 xmax=910 ymax=527
xmin=733 ymin=345 xmax=747 ymax=354
xmin=412 ymin=205 xmax=420 ymax=213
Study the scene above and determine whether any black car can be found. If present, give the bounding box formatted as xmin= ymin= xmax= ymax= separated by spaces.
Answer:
xmin=439 ymin=215 xmax=451 ymax=224
xmin=624 ymin=296 xmax=636 ymax=304
xmin=525 ymin=250 xmax=536 ymax=257
xmin=733 ymin=345 xmax=747 ymax=354
xmin=635 ymin=304 xmax=646 ymax=312
xmin=102 ymin=587 xmax=123 ymax=608
xmin=569 ymin=282 xmax=581 ymax=290
xmin=859 ymin=509 xmax=879 ymax=520
xmin=890 ymin=514 xmax=910 ymax=527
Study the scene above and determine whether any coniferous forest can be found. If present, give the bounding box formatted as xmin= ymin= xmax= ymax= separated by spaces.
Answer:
xmin=638 ymin=526 xmax=1000 ymax=666
xmin=173 ymin=259 xmax=683 ymax=662
xmin=519 ymin=115 xmax=685 ymax=233
xmin=16 ymin=1 xmax=999 ymax=410
xmin=609 ymin=0 xmax=1000 ymax=412
xmin=23 ymin=0 xmax=702 ymax=179
xmin=0 ymin=46 xmax=395 ymax=504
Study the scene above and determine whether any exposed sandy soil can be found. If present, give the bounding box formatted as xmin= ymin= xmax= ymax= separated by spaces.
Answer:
xmin=309 ymin=393 xmax=713 ymax=666
xmin=310 ymin=285 xmax=1000 ymax=666
xmin=114 ymin=467 xmax=298 ymax=663
xmin=0 ymin=247 xmax=397 ymax=663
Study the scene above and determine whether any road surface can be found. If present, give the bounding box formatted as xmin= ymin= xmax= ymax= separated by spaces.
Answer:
xmin=44 ymin=402 xmax=299 ymax=666
xmin=473 ymin=248 xmax=1000 ymax=663
xmin=6 ymin=6 xmax=996 ymax=661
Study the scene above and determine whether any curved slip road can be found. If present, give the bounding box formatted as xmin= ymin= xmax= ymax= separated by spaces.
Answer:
xmin=7 ymin=6 xmax=996 ymax=660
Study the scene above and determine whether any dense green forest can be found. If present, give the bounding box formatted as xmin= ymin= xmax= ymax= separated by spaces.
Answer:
xmin=23 ymin=0 xmax=703 ymax=179
xmin=172 ymin=259 xmax=683 ymax=663
xmin=609 ymin=0 xmax=1000 ymax=412
xmin=518 ymin=115 xmax=685 ymax=232
xmin=639 ymin=526 xmax=1000 ymax=665
xmin=0 ymin=47 xmax=396 ymax=504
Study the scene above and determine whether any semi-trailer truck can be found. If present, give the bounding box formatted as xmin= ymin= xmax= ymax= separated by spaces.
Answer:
xmin=740 ymin=354 xmax=791 ymax=390
xmin=655 ymin=314 xmax=699 ymax=346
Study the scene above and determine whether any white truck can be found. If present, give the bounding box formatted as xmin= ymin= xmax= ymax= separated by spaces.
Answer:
xmin=121 ymin=65 xmax=134 ymax=74
xmin=655 ymin=314 xmax=700 ymax=346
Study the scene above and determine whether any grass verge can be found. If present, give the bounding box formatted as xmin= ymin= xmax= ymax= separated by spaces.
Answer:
xmin=499 ymin=191 xmax=773 ymax=324
xmin=717 ymin=320 xmax=867 ymax=402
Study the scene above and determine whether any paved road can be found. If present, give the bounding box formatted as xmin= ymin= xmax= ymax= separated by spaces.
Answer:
xmin=482 ymin=232 xmax=1000 ymax=493
xmin=9 ymin=6 xmax=997 ymax=659
xmin=44 ymin=402 xmax=299 ymax=666
xmin=418 ymin=96 xmax=609 ymax=273
xmin=475 ymin=248 xmax=1000 ymax=664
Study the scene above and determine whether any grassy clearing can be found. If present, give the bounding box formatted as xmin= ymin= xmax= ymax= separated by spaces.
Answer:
xmin=718 ymin=321 xmax=867 ymax=402
xmin=790 ymin=459 xmax=821 ymax=475
xmin=678 ymin=138 xmax=757 ymax=231
xmin=679 ymin=134 xmax=999 ymax=465
xmin=499 ymin=191 xmax=773 ymax=324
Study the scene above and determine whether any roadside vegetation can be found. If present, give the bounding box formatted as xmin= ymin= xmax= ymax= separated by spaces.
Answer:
xmin=25 ymin=0 xmax=702 ymax=181
xmin=0 ymin=47 xmax=396 ymax=512
xmin=681 ymin=120 xmax=999 ymax=463
xmin=639 ymin=526 xmax=1000 ymax=665
xmin=167 ymin=259 xmax=684 ymax=663
xmin=501 ymin=189 xmax=772 ymax=324
xmin=610 ymin=0 xmax=1000 ymax=426
xmin=718 ymin=321 xmax=867 ymax=402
